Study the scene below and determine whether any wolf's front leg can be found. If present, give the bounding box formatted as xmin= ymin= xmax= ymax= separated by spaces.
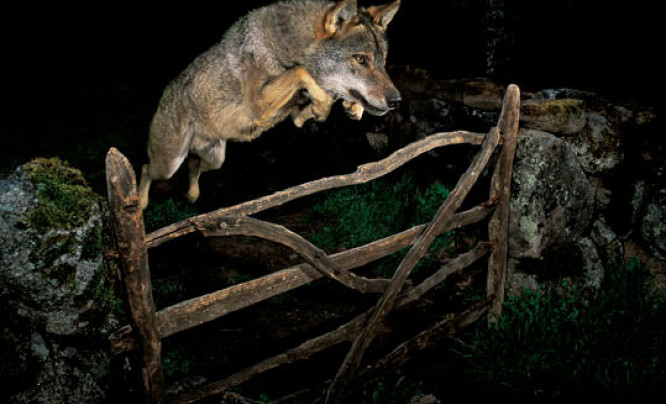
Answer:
xmin=292 ymin=92 xmax=335 ymax=128
xmin=251 ymin=66 xmax=333 ymax=129
xmin=291 ymin=73 xmax=334 ymax=128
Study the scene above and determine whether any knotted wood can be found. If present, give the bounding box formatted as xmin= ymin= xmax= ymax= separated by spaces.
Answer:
xmin=107 ymin=85 xmax=520 ymax=404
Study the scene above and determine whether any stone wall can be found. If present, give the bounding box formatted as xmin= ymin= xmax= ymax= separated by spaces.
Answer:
xmin=381 ymin=67 xmax=663 ymax=293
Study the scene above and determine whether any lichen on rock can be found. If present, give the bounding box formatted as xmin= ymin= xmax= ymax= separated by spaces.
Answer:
xmin=520 ymin=98 xmax=585 ymax=135
xmin=509 ymin=129 xmax=596 ymax=259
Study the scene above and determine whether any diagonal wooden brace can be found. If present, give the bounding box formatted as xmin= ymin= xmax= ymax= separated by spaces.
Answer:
xmin=325 ymin=124 xmax=501 ymax=403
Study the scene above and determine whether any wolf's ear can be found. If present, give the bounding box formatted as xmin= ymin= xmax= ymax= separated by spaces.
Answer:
xmin=367 ymin=0 xmax=400 ymax=28
xmin=319 ymin=0 xmax=358 ymax=39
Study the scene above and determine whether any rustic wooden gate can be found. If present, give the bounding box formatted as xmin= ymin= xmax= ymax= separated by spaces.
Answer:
xmin=106 ymin=85 xmax=520 ymax=403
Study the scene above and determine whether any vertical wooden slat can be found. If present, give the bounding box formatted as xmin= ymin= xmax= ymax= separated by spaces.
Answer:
xmin=106 ymin=147 xmax=165 ymax=403
xmin=487 ymin=84 xmax=521 ymax=325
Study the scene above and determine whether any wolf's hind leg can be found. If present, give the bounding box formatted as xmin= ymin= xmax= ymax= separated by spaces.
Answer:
xmin=292 ymin=104 xmax=319 ymax=128
xmin=187 ymin=139 xmax=226 ymax=204
xmin=140 ymin=117 xmax=193 ymax=209
xmin=139 ymin=153 xmax=188 ymax=210
xmin=186 ymin=157 xmax=202 ymax=204
xmin=138 ymin=164 xmax=152 ymax=210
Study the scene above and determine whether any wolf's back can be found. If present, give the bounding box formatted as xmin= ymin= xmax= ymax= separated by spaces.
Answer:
xmin=152 ymin=0 xmax=330 ymax=131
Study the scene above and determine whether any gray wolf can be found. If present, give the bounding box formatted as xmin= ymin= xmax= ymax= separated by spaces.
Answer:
xmin=138 ymin=0 xmax=402 ymax=209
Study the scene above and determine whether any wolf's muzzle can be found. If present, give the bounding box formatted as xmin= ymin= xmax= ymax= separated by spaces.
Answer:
xmin=387 ymin=95 xmax=402 ymax=110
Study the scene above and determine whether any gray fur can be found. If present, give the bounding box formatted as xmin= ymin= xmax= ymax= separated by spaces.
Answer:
xmin=139 ymin=0 xmax=401 ymax=208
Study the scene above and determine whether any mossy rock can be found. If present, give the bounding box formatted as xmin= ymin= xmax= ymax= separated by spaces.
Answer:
xmin=1 ymin=157 xmax=123 ymax=403
xmin=22 ymin=157 xmax=102 ymax=232
xmin=1 ymin=157 xmax=117 ymax=314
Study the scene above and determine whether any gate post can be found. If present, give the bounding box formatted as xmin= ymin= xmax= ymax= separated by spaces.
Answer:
xmin=487 ymin=84 xmax=520 ymax=325
xmin=106 ymin=148 xmax=165 ymax=403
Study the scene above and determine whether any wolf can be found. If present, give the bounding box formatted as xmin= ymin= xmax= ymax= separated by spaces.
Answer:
xmin=138 ymin=0 xmax=402 ymax=209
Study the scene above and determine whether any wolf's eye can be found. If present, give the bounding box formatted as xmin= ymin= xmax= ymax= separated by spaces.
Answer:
xmin=354 ymin=54 xmax=368 ymax=66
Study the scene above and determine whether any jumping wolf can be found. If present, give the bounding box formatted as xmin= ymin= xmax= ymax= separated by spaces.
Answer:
xmin=138 ymin=0 xmax=401 ymax=209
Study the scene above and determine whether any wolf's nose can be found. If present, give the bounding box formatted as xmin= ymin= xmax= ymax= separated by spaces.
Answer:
xmin=387 ymin=96 xmax=402 ymax=109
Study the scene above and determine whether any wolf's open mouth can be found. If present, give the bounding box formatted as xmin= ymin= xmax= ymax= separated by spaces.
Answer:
xmin=348 ymin=90 xmax=392 ymax=116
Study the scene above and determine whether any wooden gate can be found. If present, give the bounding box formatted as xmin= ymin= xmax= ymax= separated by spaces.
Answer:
xmin=106 ymin=85 xmax=520 ymax=403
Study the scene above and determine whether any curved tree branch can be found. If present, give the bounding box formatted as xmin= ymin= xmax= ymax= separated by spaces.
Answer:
xmin=197 ymin=216 xmax=390 ymax=293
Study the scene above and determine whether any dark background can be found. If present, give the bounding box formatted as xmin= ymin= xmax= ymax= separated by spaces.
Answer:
xmin=8 ymin=1 xmax=661 ymax=99
xmin=2 ymin=0 xmax=661 ymax=178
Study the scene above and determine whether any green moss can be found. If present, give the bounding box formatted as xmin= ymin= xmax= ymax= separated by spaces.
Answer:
xmin=23 ymin=157 xmax=101 ymax=232
xmin=81 ymin=225 xmax=104 ymax=261
xmin=89 ymin=264 xmax=127 ymax=318
xmin=546 ymin=98 xmax=584 ymax=125
xmin=522 ymin=98 xmax=584 ymax=126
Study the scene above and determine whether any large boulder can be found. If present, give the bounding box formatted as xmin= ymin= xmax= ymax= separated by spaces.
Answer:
xmin=0 ymin=158 xmax=120 ymax=404
xmin=509 ymin=129 xmax=596 ymax=259
xmin=506 ymin=129 xmax=601 ymax=293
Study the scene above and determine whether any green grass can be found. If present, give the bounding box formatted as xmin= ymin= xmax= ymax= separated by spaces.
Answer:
xmin=162 ymin=346 xmax=194 ymax=379
xmin=454 ymin=257 xmax=666 ymax=401
xmin=143 ymin=197 xmax=199 ymax=232
xmin=308 ymin=174 xmax=454 ymax=277
xmin=309 ymin=174 xmax=452 ymax=249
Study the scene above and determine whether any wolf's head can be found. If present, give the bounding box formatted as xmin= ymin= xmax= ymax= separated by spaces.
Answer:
xmin=307 ymin=0 xmax=401 ymax=116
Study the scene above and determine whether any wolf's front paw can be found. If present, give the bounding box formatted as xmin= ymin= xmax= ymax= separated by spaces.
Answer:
xmin=292 ymin=108 xmax=310 ymax=128
xmin=342 ymin=100 xmax=364 ymax=120
xmin=311 ymin=91 xmax=334 ymax=122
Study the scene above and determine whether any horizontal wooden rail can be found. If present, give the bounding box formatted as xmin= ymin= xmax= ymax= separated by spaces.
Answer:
xmin=165 ymin=246 xmax=492 ymax=404
xmin=146 ymin=131 xmax=485 ymax=249
xmin=110 ymin=201 xmax=496 ymax=353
